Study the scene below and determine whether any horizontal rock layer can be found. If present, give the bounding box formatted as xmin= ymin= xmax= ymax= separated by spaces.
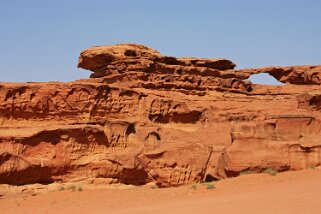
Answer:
xmin=0 ymin=44 xmax=321 ymax=187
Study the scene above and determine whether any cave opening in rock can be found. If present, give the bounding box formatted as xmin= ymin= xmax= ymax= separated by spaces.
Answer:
xmin=247 ymin=73 xmax=284 ymax=85
xmin=204 ymin=174 xmax=216 ymax=182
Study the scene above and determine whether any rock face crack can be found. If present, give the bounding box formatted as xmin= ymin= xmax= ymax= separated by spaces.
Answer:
xmin=201 ymin=145 xmax=213 ymax=182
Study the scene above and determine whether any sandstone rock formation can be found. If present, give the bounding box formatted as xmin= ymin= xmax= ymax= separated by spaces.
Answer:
xmin=0 ymin=44 xmax=320 ymax=187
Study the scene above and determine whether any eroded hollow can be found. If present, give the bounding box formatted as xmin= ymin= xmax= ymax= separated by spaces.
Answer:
xmin=124 ymin=50 xmax=137 ymax=57
xmin=149 ymin=111 xmax=203 ymax=124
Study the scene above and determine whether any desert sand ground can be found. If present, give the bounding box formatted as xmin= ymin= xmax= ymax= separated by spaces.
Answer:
xmin=1 ymin=168 xmax=320 ymax=214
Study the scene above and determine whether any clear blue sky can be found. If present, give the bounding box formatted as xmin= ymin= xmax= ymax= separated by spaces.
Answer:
xmin=1 ymin=0 xmax=320 ymax=83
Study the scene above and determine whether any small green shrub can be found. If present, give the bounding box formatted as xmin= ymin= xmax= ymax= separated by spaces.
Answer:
xmin=204 ymin=182 xmax=215 ymax=190
xmin=67 ymin=185 xmax=76 ymax=192
xmin=58 ymin=186 xmax=65 ymax=191
xmin=263 ymin=168 xmax=277 ymax=176
xmin=239 ymin=169 xmax=252 ymax=176
xmin=191 ymin=184 xmax=197 ymax=190
xmin=78 ymin=186 xmax=83 ymax=191
xmin=309 ymin=166 xmax=317 ymax=170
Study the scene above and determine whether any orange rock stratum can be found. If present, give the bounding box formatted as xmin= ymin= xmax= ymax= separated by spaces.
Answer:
xmin=1 ymin=43 xmax=321 ymax=187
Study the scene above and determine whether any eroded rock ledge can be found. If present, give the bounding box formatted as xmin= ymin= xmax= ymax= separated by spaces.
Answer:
xmin=0 ymin=44 xmax=320 ymax=188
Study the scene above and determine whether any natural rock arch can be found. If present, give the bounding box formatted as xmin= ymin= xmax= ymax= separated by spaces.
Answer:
xmin=246 ymin=73 xmax=284 ymax=85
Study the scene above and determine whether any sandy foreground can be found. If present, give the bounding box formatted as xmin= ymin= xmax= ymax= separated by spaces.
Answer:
xmin=1 ymin=169 xmax=320 ymax=214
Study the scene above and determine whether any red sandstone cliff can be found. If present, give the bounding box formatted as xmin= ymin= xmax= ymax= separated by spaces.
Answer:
xmin=0 ymin=44 xmax=320 ymax=187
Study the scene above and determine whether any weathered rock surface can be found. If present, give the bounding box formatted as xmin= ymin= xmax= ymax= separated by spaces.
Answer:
xmin=0 ymin=43 xmax=320 ymax=187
